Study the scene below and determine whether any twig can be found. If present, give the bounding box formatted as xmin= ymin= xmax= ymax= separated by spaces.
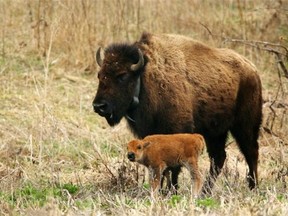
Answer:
xmin=275 ymin=52 xmax=288 ymax=79
xmin=199 ymin=24 xmax=288 ymax=77
xmin=93 ymin=142 xmax=117 ymax=181
xmin=199 ymin=22 xmax=213 ymax=38
xmin=223 ymin=38 xmax=288 ymax=79
xmin=224 ymin=38 xmax=288 ymax=54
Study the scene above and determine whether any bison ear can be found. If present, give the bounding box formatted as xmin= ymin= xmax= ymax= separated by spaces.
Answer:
xmin=143 ymin=142 xmax=151 ymax=148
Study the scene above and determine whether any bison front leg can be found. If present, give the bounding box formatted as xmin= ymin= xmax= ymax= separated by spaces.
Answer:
xmin=161 ymin=167 xmax=181 ymax=195
xmin=201 ymin=134 xmax=227 ymax=196
xmin=170 ymin=166 xmax=181 ymax=193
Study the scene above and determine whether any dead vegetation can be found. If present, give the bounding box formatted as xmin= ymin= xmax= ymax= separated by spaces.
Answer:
xmin=0 ymin=0 xmax=287 ymax=215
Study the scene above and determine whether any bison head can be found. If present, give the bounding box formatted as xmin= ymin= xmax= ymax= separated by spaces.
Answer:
xmin=93 ymin=44 xmax=144 ymax=126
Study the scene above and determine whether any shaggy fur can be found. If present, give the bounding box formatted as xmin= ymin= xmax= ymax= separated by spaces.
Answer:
xmin=127 ymin=133 xmax=205 ymax=195
xmin=93 ymin=32 xmax=262 ymax=194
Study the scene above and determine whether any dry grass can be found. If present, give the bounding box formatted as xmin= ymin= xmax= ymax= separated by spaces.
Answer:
xmin=0 ymin=0 xmax=288 ymax=215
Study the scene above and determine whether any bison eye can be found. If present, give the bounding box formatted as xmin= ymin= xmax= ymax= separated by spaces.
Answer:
xmin=117 ymin=73 xmax=129 ymax=83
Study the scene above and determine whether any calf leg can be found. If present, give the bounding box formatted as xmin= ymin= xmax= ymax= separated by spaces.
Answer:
xmin=161 ymin=169 xmax=171 ymax=190
xmin=185 ymin=158 xmax=202 ymax=196
xmin=149 ymin=167 xmax=161 ymax=191
xmin=201 ymin=133 xmax=228 ymax=195
xmin=149 ymin=164 xmax=167 ymax=192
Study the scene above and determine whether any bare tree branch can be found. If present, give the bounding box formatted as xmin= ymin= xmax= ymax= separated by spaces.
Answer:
xmin=199 ymin=22 xmax=288 ymax=79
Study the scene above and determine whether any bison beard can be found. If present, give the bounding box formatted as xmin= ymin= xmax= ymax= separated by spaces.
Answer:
xmin=93 ymin=32 xmax=263 ymax=195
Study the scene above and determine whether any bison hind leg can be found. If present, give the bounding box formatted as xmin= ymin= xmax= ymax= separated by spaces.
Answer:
xmin=230 ymin=125 xmax=260 ymax=190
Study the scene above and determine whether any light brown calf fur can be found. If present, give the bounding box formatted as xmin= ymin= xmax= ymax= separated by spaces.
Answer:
xmin=127 ymin=133 xmax=205 ymax=195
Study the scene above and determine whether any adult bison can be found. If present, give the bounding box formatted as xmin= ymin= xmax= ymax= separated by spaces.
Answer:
xmin=92 ymin=32 xmax=262 ymax=194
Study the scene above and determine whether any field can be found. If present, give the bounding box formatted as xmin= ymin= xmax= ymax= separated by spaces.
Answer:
xmin=0 ymin=0 xmax=288 ymax=215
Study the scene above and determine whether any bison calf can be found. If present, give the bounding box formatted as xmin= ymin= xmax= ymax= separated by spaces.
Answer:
xmin=127 ymin=133 xmax=205 ymax=195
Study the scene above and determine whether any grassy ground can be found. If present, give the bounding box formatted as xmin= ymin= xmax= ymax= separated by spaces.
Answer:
xmin=0 ymin=0 xmax=288 ymax=215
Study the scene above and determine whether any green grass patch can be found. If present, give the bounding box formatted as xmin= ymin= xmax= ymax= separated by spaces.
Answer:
xmin=168 ymin=195 xmax=182 ymax=207
xmin=61 ymin=183 xmax=79 ymax=195
xmin=9 ymin=184 xmax=50 ymax=207
xmin=276 ymin=194 xmax=287 ymax=202
xmin=4 ymin=182 xmax=80 ymax=208
xmin=196 ymin=197 xmax=220 ymax=209
xmin=142 ymin=183 xmax=150 ymax=190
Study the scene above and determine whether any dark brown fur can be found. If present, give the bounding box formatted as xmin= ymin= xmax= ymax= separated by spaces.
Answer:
xmin=127 ymin=133 xmax=205 ymax=195
xmin=93 ymin=32 xmax=262 ymax=194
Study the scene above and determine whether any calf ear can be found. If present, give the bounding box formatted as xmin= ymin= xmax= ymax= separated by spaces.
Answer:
xmin=143 ymin=142 xmax=151 ymax=148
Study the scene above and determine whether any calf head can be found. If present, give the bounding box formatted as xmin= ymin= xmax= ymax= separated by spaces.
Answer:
xmin=127 ymin=140 xmax=150 ymax=163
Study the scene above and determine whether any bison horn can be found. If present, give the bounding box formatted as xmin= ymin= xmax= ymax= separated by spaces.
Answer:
xmin=96 ymin=47 xmax=103 ymax=67
xmin=130 ymin=49 xmax=144 ymax=71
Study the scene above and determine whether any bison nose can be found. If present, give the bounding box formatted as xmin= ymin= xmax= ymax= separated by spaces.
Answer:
xmin=127 ymin=152 xmax=135 ymax=161
xmin=93 ymin=100 xmax=110 ymax=116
